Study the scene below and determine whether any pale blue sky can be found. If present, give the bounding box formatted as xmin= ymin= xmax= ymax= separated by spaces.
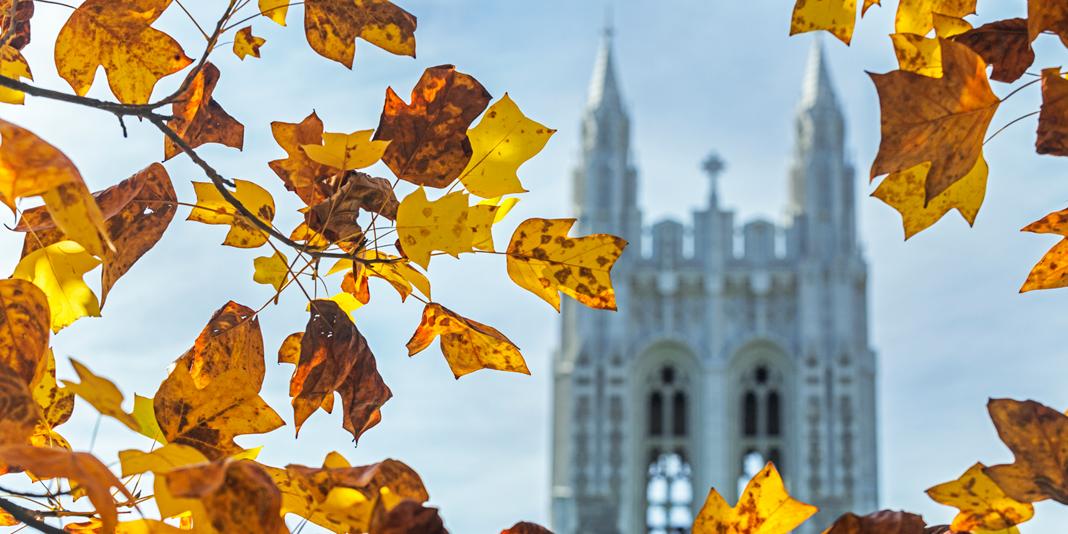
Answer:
xmin=3 ymin=1 xmax=1068 ymax=532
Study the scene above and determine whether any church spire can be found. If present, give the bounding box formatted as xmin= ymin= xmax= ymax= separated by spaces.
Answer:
xmin=799 ymin=38 xmax=840 ymax=112
xmin=587 ymin=20 xmax=624 ymax=113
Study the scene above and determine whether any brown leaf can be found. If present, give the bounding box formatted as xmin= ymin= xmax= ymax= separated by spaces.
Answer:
xmin=823 ymin=510 xmax=927 ymax=533
xmin=164 ymin=63 xmax=244 ymax=160
xmin=0 ymin=279 xmax=49 ymax=384
xmin=0 ymin=369 xmax=40 ymax=444
xmin=17 ymin=163 xmax=177 ymax=304
xmin=287 ymin=299 xmax=391 ymax=441
xmin=370 ymin=500 xmax=447 ymax=534
xmin=374 ymin=65 xmax=491 ymax=187
xmin=304 ymin=0 xmax=416 ymax=68
xmin=870 ymin=38 xmax=1000 ymax=202
xmin=406 ymin=303 xmax=528 ymax=378
xmin=1037 ymin=68 xmax=1068 ymax=156
xmin=951 ymin=18 xmax=1034 ymax=83
xmin=269 ymin=111 xmax=337 ymax=206
xmin=305 ymin=170 xmax=397 ymax=243
xmin=0 ymin=0 xmax=33 ymax=50
xmin=985 ymin=398 xmax=1068 ymax=503
xmin=1028 ymin=0 xmax=1068 ymax=47
xmin=502 ymin=522 xmax=553 ymax=534
xmin=174 ymin=301 xmax=265 ymax=390
xmin=0 ymin=445 xmax=133 ymax=532
xmin=165 ymin=458 xmax=286 ymax=533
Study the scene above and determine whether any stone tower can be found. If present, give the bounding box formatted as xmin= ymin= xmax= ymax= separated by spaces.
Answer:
xmin=549 ymin=33 xmax=878 ymax=534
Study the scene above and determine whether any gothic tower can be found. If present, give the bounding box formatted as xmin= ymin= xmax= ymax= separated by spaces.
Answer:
xmin=550 ymin=33 xmax=878 ymax=534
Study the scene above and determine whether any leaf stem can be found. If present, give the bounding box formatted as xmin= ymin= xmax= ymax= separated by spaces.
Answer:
xmin=984 ymin=110 xmax=1040 ymax=145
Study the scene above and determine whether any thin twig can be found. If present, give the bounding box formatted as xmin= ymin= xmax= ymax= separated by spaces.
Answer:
xmin=174 ymin=0 xmax=210 ymax=40
xmin=0 ymin=497 xmax=66 ymax=534
xmin=985 ymin=111 xmax=1040 ymax=145
xmin=1001 ymin=77 xmax=1041 ymax=103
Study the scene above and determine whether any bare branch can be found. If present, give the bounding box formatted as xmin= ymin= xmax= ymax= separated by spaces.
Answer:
xmin=0 ymin=497 xmax=66 ymax=534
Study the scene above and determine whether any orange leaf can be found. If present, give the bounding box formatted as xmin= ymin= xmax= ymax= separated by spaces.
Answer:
xmin=374 ymin=65 xmax=491 ymax=187
xmin=0 ymin=0 xmax=33 ymax=50
xmin=0 ymin=279 xmax=49 ymax=384
xmin=164 ymin=63 xmax=244 ymax=160
xmin=1037 ymin=68 xmax=1068 ymax=156
xmin=269 ymin=111 xmax=335 ymax=206
xmin=369 ymin=500 xmax=446 ymax=534
xmin=501 ymin=521 xmax=553 ymax=534
xmin=174 ymin=301 xmax=265 ymax=389
xmin=823 ymin=510 xmax=927 ymax=533
xmin=0 ymin=371 xmax=40 ymax=445
xmin=406 ymin=303 xmax=528 ymax=378
xmin=869 ymin=38 xmax=999 ymax=202
xmin=951 ymin=18 xmax=1034 ymax=83
xmin=1028 ymin=0 xmax=1068 ymax=47
xmin=165 ymin=458 xmax=287 ymax=533
xmin=304 ymin=0 xmax=416 ymax=68
xmin=985 ymin=398 xmax=1068 ymax=503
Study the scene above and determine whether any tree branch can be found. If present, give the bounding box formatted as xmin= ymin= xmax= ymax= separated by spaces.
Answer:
xmin=0 ymin=497 xmax=66 ymax=534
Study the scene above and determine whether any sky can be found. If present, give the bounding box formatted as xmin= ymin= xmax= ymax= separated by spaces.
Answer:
xmin=3 ymin=0 xmax=1068 ymax=532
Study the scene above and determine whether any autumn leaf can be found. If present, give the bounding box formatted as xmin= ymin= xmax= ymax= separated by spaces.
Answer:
xmin=0 ymin=445 xmax=133 ymax=532
xmin=931 ymin=12 xmax=972 ymax=37
xmin=0 ymin=45 xmax=31 ymax=104
xmin=470 ymin=196 xmax=518 ymax=252
xmin=329 ymin=251 xmax=431 ymax=302
xmin=895 ymin=0 xmax=976 ymax=35
xmin=370 ymin=500 xmax=447 ymax=534
xmin=269 ymin=112 xmax=337 ymax=206
xmin=165 ymin=458 xmax=287 ymax=533
xmin=0 ymin=119 xmax=110 ymax=257
xmin=1036 ymin=68 xmax=1068 ymax=156
xmin=54 ymin=0 xmax=193 ymax=104
xmin=31 ymin=349 xmax=74 ymax=437
xmin=1028 ymin=0 xmax=1068 ymax=46
xmin=0 ymin=370 xmax=40 ymax=444
xmin=63 ymin=358 xmax=141 ymax=432
xmin=501 ymin=522 xmax=553 ymax=534
xmin=306 ymin=171 xmax=398 ymax=243
xmin=188 ymin=179 xmax=275 ymax=248
xmin=862 ymin=0 xmax=880 ymax=16
xmin=304 ymin=0 xmax=417 ymax=68
xmin=174 ymin=301 xmax=266 ymax=390
xmin=951 ymin=18 xmax=1034 ymax=83
xmin=406 ymin=302 xmax=528 ymax=378
xmin=62 ymin=519 xmax=189 ymax=534
xmin=1020 ymin=208 xmax=1068 ymax=292
xmin=692 ymin=462 xmax=816 ymax=533
xmin=18 ymin=163 xmax=177 ymax=305
xmin=260 ymin=0 xmax=289 ymax=25
xmin=823 ymin=510 xmax=927 ymax=533
xmin=459 ymin=94 xmax=555 ymax=198
xmin=873 ymin=153 xmax=986 ymax=239
xmin=0 ymin=0 xmax=33 ymax=50
xmin=268 ymin=454 xmax=429 ymax=533
xmin=374 ymin=65 xmax=491 ymax=187
xmin=0 ymin=278 xmax=49 ymax=384
xmin=985 ymin=398 xmax=1068 ymax=503
xmin=164 ymin=63 xmax=244 ymax=160
xmin=870 ymin=38 xmax=999 ymax=202
xmin=253 ymin=250 xmax=289 ymax=292
xmin=234 ymin=26 xmax=266 ymax=60
xmin=12 ymin=240 xmax=101 ymax=331
xmin=927 ymin=462 xmax=1034 ymax=531
xmin=396 ymin=187 xmax=472 ymax=268
xmin=303 ymin=130 xmax=390 ymax=171
xmin=789 ymin=0 xmax=857 ymax=45
xmin=341 ymin=267 xmax=372 ymax=306
xmin=119 ymin=443 xmax=214 ymax=522
xmin=286 ymin=300 xmax=391 ymax=441
xmin=290 ymin=222 xmax=331 ymax=249
xmin=891 ymin=33 xmax=943 ymax=78
xmin=506 ymin=218 xmax=627 ymax=311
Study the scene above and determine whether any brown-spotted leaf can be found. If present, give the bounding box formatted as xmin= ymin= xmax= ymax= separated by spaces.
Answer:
xmin=287 ymin=299 xmax=391 ymax=441
xmin=0 ymin=445 xmax=133 ymax=532
xmin=374 ymin=65 xmax=491 ymax=187
xmin=502 ymin=522 xmax=553 ymax=534
xmin=370 ymin=500 xmax=447 ymax=534
xmin=18 ymin=163 xmax=177 ymax=304
xmin=0 ymin=0 xmax=33 ymax=50
xmin=153 ymin=365 xmax=283 ymax=460
xmin=872 ymin=154 xmax=987 ymax=239
xmin=895 ymin=0 xmax=976 ymax=35
xmin=870 ymin=38 xmax=999 ymax=202
xmin=406 ymin=302 xmax=528 ymax=378
xmin=0 ymin=119 xmax=110 ymax=257
xmin=506 ymin=218 xmax=627 ymax=312
xmin=165 ymin=458 xmax=286 ymax=534
xmin=951 ymin=18 xmax=1034 ymax=83
xmin=789 ymin=0 xmax=857 ymax=45
xmin=304 ymin=0 xmax=416 ymax=68
xmin=985 ymin=398 xmax=1068 ymax=503
xmin=1029 ymin=0 xmax=1068 ymax=47
xmin=54 ymin=0 xmax=193 ymax=104
xmin=1020 ymin=238 xmax=1068 ymax=292
xmin=926 ymin=462 xmax=1034 ymax=531
xmin=187 ymin=179 xmax=275 ymax=249
xmin=1037 ymin=68 xmax=1068 ymax=156
xmin=0 ymin=369 xmax=40 ymax=444
xmin=692 ymin=462 xmax=816 ymax=533
xmin=164 ymin=63 xmax=244 ymax=160
xmin=1022 ymin=207 xmax=1068 ymax=236
xmin=306 ymin=170 xmax=397 ymax=243
xmin=31 ymin=349 xmax=74 ymax=436
xmin=233 ymin=26 xmax=265 ymax=60
xmin=0 ymin=44 xmax=32 ymax=105
xmin=269 ymin=111 xmax=336 ymax=206
xmin=174 ymin=301 xmax=265 ymax=391
xmin=823 ymin=510 xmax=927 ymax=533
xmin=0 ymin=279 xmax=49 ymax=384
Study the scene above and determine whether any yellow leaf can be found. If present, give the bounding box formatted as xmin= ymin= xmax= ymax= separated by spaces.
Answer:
xmin=469 ymin=196 xmax=518 ymax=252
xmin=895 ymin=0 xmax=976 ymax=35
xmin=165 ymin=459 xmax=287 ymax=533
xmin=119 ymin=443 xmax=208 ymax=478
xmin=891 ymin=33 xmax=943 ymax=78
xmin=396 ymin=187 xmax=472 ymax=269
xmin=233 ymin=26 xmax=265 ymax=60
xmin=459 ymin=94 xmax=555 ymax=198
xmin=188 ymin=179 xmax=275 ymax=248
xmin=1020 ymin=238 xmax=1068 ymax=292
xmin=927 ymin=463 xmax=1034 ymax=531
xmin=302 ymin=130 xmax=390 ymax=171
xmin=304 ymin=0 xmax=416 ymax=68
xmin=253 ymin=250 xmax=289 ymax=292
xmin=406 ymin=302 xmax=528 ymax=378
xmin=62 ymin=358 xmax=140 ymax=431
xmin=862 ymin=0 xmax=881 ymax=16
xmin=789 ymin=0 xmax=857 ymax=45
xmin=132 ymin=393 xmax=164 ymax=444
xmin=12 ymin=240 xmax=100 ymax=331
xmin=260 ymin=0 xmax=289 ymax=25
xmin=324 ymin=291 xmax=364 ymax=317
xmin=54 ymin=0 xmax=193 ymax=104
xmin=693 ymin=462 xmax=817 ymax=534
xmin=932 ymin=12 xmax=973 ymax=37
xmin=0 ymin=45 xmax=31 ymax=104
xmin=30 ymin=349 xmax=74 ymax=433
xmin=872 ymin=153 xmax=986 ymax=239
xmin=506 ymin=218 xmax=627 ymax=312
xmin=329 ymin=251 xmax=431 ymax=302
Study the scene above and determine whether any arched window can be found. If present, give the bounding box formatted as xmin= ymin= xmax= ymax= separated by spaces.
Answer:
xmin=649 ymin=392 xmax=663 ymax=436
xmin=767 ymin=391 xmax=781 ymax=436
xmin=743 ymin=391 xmax=758 ymax=436
xmin=646 ymin=452 xmax=693 ymax=534
xmin=734 ymin=361 xmax=787 ymax=495
xmin=672 ymin=391 xmax=687 ymax=436
xmin=643 ymin=363 xmax=693 ymax=534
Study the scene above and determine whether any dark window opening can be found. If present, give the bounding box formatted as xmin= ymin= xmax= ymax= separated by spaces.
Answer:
xmin=767 ymin=391 xmax=781 ymax=436
xmin=661 ymin=365 xmax=675 ymax=384
xmin=755 ymin=365 xmax=768 ymax=384
xmin=650 ymin=392 xmax=663 ymax=436
xmin=743 ymin=391 xmax=757 ymax=436
xmin=672 ymin=391 xmax=687 ymax=437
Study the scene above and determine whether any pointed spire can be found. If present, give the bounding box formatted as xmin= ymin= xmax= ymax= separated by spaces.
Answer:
xmin=587 ymin=16 xmax=624 ymax=113
xmin=799 ymin=37 xmax=839 ymax=111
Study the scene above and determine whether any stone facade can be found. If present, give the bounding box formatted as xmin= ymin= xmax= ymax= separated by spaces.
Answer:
xmin=550 ymin=31 xmax=878 ymax=534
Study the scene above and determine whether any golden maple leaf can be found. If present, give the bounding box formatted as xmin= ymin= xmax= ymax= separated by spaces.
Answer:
xmin=12 ymin=240 xmax=101 ymax=332
xmin=304 ymin=0 xmax=417 ymax=68
xmin=233 ymin=26 xmax=266 ymax=60
xmin=872 ymin=153 xmax=987 ymax=239
xmin=459 ymin=94 xmax=555 ymax=198
xmin=406 ymin=302 xmax=528 ymax=378
xmin=692 ymin=462 xmax=816 ymax=534
xmin=790 ymin=0 xmax=857 ymax=45
xmin=188 ymin=179 xmax=275 ymax=249
xmin=396 ymin=187 xmax=472 ymax=269
xmin=927 ymin=462 xmax=1034 ymax=531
